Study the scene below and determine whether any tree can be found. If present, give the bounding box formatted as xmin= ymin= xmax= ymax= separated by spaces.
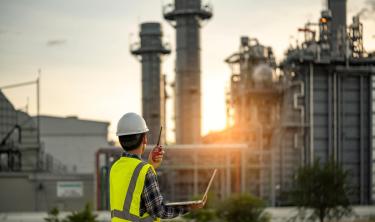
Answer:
xmin=44 ymin=207 xmax=61 ymax=222
xmin=65 ymin=203 xmax=98 ymax=222
xmin=184 ymin=209 xmax=218 ymax=222
xmin=217 ymin=193 xmax=270 ymax=222
xmin=288 ymin=159 xmax=353 ymax=222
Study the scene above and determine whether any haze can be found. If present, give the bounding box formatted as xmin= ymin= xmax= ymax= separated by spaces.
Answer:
xmin=1 ymin=0 xmax=374 ymax=142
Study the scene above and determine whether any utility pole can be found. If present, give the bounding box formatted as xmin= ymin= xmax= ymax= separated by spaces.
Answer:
xmin=37 ymin=69 xmax=41 ymax=145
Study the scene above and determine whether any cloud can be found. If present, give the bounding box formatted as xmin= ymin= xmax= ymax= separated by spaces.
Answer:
xmin=46 ymin=39 xmax=67 ymax=47
xmin=357 ymin=0 xmax=375 ymax=19
xmin=0 ymin=29 xmax=10 ymax=35
xmin=368 ymin=0 xmax=375 ymax=9
xmin=0 ymin=29 xmax=21 ymax=36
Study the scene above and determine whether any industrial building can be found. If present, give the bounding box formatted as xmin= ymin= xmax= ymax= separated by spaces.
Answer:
xmin=37 ymin=115 xmax=109 ymax=173
xmin=224 ymin=36 xmax=283 ymax=205
xmin=0 ymin=91 xmax=107 ymax=211
xmin=0 ymin=172 xmax=94 ymax=212
xmin=131 ymin=22 xmax=170 ymax=145
xmin=0 ymin=91 xmax=53 ymax=173
xmin=163 ymin=0 xmax=213 ymax=144
xmin=224 ymin=0 xmax=375 ymax=205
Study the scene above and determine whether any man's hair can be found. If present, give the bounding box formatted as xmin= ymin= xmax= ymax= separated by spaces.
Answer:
xmin=119 ymin=133 xmax=145 ymax=151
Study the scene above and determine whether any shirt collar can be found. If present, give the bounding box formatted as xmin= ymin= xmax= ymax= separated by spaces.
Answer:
xmin=122 ymin=152 xmax=142 ymax=160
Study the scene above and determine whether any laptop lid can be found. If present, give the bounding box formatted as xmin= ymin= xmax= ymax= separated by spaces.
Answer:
xmin=202 ymin=169 xmax=217 ymax=199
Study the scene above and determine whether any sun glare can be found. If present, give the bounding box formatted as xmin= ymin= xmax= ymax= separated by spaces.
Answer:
xmin=202 ymin=85 xmax=227 ymax=136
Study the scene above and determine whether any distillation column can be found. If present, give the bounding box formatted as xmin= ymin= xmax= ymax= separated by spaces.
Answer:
xmin=328 ymin=0 xmax=347 ymax=55
xmin=164 ymin=0 xmax=212 ymax=144
xmin=131 ymin=23 xmax=170 ymax=144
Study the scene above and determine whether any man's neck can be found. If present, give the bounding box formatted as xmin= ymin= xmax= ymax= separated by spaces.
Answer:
xmin=126 ymin=147 xmax=142 ymax=157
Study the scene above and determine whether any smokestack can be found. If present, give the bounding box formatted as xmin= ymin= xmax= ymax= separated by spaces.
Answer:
xmin=131 ymin=22 xmax=170 ymax=144
xmin=328 ymin=0 xmax=347 ymax=54
xmin=163 ymin=0 xmax=212 ymax=144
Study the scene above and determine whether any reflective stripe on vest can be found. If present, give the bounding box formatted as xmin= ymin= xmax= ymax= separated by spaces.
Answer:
xmin=110 ymin=158 xmax=157 ymax=222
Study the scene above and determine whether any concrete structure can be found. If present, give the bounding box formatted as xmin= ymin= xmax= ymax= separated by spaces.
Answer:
xmin=130 ymin=22 xmax=170 ymax=144
xmin=0 ymin=172 xmax=94 ymax=212
xmin=163 ymin=0 xmax=212 ymax=144
xmin=1 ymin=91 xmax=108 ymax=174
xmin=0 ymin=92 xmax=96 ymax=212
xmin=37 ymin=116 xmax=109 ymax=173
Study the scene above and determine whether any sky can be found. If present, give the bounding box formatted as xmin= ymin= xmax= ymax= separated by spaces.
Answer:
xmin=0 ymin=0 xmax=374 ymax=143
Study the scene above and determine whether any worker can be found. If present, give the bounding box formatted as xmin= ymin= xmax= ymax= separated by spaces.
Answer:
xmin=110 ymin=112 xmax=206 ymax=222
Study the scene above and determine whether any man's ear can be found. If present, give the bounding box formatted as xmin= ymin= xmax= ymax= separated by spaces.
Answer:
xmin=143 ymin=134 xmax=147 ymax=145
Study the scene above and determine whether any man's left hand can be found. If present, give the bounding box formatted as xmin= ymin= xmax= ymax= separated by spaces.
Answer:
xmin=189 ymin=195 xmax=207 ymax=210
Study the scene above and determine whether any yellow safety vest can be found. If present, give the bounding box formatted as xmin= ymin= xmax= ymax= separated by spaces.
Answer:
xmin=110 ymin=157 xmax=160 ymax=222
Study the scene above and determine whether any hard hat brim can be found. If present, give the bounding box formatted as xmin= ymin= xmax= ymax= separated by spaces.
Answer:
xmin=116 ymin=128 xmax=149 ymax=137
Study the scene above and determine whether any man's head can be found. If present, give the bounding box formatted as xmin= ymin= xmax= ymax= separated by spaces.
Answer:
xmin=119 ymin=133 xmax=147 ymax=151
xmin=116 ymin=112 xmax=149 ymax=152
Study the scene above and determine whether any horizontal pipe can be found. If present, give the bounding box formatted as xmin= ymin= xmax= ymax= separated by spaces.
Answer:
xmin=0 ymin=80 xmax=37 ymax=90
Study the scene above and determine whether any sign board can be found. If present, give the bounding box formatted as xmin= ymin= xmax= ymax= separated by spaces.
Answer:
xmin=57 ymin=181 xmax=83 ymax=198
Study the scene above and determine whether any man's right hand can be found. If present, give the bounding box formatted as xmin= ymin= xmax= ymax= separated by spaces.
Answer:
xmin=148 ymin=145 xmax=164 ymax=169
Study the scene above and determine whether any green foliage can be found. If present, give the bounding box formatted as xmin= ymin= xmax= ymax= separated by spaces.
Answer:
xmin=65 ymin=204 xmax=98 ymax=222
xmin=288 ymin=159 xmax=353 ymax=222
xmin=44 ymin=207 xmax=61 ymax=222
xmin=184 ymin=209 xmax=218 ymax=222
xmin=184 ymin=193 xmax=269 ymax=222
xmin=217 ymin=193 xmax=270 ymax=222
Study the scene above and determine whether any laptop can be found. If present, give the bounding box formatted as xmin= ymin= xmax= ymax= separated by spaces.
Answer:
xmin=165 ymin=169 xmax=217 ymax=206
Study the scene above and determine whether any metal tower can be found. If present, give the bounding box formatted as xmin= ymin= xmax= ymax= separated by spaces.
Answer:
xmin=328 ymin=0 xmax=347 ymax=56
xmin=131 ymin=22 xmax=170 ymax=144
xmin=163 ymin=0 xmax=212 ymax=144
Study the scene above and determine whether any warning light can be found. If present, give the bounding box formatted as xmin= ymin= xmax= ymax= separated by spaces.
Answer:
xmin=320 ymin=18 xmax=327 ymax=23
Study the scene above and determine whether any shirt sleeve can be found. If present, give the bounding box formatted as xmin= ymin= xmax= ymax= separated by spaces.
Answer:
xmin=141 ymin=167 xmax=189 ymax=219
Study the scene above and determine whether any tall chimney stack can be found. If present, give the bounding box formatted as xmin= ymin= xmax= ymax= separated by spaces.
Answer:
xmin=163 ymin=0 xmax=213 ymax=144
xmin=328 ymin=0 xmax=347 ymax=54
xmin=131 ymin=22 xmax=170 ymax=144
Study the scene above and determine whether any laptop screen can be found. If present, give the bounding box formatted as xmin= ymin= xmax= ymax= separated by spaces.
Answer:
xmin=202 ymin=169 xmax=217 ymax=199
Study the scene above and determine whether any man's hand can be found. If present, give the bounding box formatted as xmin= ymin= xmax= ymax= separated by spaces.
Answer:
xmin=148 ymin=145 xmax=165 ymax=169
xmin=189 ymin=195 xmax=207 ymax=210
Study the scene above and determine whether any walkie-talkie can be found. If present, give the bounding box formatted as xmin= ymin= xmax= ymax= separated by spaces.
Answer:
xmin=156 ymin=126 xmax=162 ymax=146
xmin=152 ymin=126 xmax=163 ymax=162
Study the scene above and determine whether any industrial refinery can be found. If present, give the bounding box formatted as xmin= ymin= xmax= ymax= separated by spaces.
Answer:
xmin=1 ymin=0 xmax=375 ymax=220
xmin=97 ymin=0 xmax=375 ymax=208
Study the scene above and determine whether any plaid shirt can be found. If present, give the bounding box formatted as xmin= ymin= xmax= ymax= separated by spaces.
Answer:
xmin=122 ymin=152 xmax=188 ymax=219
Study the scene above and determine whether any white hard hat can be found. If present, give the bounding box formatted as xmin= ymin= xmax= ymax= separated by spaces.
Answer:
xmin=116 ymin=112 xmax=149 ymax=136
